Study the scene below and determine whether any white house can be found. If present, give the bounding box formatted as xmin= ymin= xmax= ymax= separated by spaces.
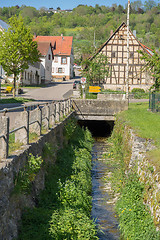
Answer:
xmin=34 ymin=35 xmax=74 ymax=80
xmin=22 ymin=41 xmax=53 ymax=85
xmin=22 ymin=62 xmax=41 ymax=85
xmin=36 ymin=41 xmax=53 ymax=83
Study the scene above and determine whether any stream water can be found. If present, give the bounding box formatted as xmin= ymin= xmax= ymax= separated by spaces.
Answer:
xmin=91 ymin=138 xmax=120 ymax=240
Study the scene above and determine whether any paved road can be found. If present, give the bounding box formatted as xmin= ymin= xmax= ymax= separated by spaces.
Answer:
xmin=0 ymin=78 xmax=78 ymax=129
xmin=22 ymin=79 xmax=75 ymax=101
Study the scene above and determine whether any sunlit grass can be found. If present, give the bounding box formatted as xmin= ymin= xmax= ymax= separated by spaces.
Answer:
xmin=9 ymin=133 xmax=23 ymax=155
xmin=0 ymin=97 xmax=35 ymax=104
xmin=121 ymin=102 xmax=160 ymax=145
xmin=120 ymin=102 xmax=160 ymax=170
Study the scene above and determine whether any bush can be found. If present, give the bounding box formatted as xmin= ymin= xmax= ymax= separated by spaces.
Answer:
xmin=131 ymin=88 xmax=145 ymax=93
xmin=18 ymin=119 xmax=98 ymax=239
xmin=49 ymin=208 xmax=98 ymax=240
xmin=116 ymin=172 xmax=160 ymax=240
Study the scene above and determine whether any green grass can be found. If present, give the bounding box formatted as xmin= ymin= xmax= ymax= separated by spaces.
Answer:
xmin=1 ymin=84 xmax=46 ymax=89
xmin=120 ymin=102 xmax=160 ymax=170
xmin=120 ymin=102 xmax=160 ymax=145
xmin=9 ymin=133 xmax=23 ymax=155
xmin=0 ymin=97 xmax=35 ymax=104
xmin=85 ymin=92 xmax=97 ymax=99
xmin=106 ymin=118 xmax=160 ymax=239
xmin=17 ymin=122 xmax=97 ymax=240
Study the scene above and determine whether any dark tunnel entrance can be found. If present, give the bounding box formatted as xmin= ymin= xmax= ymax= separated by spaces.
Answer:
xmin=78 ymin=120 xmax=114 ymax=138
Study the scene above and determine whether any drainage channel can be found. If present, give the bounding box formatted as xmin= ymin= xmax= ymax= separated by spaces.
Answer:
xmin=91 ymin=137 xmax=120 ymax=240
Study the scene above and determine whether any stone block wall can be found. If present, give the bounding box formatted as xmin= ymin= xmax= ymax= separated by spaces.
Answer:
xmin=129 ymin=129 xmax=160 ymax=228
xmin=0 ymin=112 xmax=74 ymax=240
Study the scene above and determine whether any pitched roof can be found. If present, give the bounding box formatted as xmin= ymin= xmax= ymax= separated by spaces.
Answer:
xmin=90 ymin=22 xmax=153 ymax=60
xmin=34 ymin=36 xmax=73 ymax=56
xmin=37 ymin=41 xmax=53 ymax=58
xmin=0 ymin=19 xmax=10 ymax=30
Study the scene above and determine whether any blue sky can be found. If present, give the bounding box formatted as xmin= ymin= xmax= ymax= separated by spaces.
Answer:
xmin=0 ymin=0 xmax=159 ymax=10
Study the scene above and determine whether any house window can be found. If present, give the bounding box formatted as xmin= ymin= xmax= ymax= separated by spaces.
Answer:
xmin=61 ymin=57 xmax=67 ymax=64
xmin=111 ymin=52 xmax=116 ymax=58
xmin=58 ymin=68 xmax=62 ymax=73
xmin=58 ymin=68 xmax=65 ymax=73
xmin=130 ymin=52 xmax=134 ymax=58
xmin=52 ymin=67 xmax=54 ymax=73
xmin=54 ymin=56 xmax=58 ymax=62
xmin=48 ymin=54 xmax=51 ymax=60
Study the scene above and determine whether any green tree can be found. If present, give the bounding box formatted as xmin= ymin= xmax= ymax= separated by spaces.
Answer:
xmin=140 ymin=49 xmax=160 ymax=90
xmin=82 ymin=53 xmax=109 ymax=86
xmin=0 ymin=15 xmax=40 ymax=97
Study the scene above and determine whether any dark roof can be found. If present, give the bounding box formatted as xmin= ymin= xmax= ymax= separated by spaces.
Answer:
xmin=0 ymin=19 xmax=10 ymax=30
xmin=37 ymin=41 xmax=53 ymax=59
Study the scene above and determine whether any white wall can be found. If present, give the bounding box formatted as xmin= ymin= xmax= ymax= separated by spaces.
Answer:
xmin=44 ymin=47 xmax=52 ymax=82
xmin=23 ymin=63 xmax=41 ymax=85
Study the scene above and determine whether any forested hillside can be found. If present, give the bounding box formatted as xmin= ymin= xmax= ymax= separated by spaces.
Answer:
xmin=0 ymin=1 xmax=159 ymax=62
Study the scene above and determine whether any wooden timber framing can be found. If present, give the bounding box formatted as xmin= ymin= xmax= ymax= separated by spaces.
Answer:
xmin=91 ymin=22 xmax=154 ymax=91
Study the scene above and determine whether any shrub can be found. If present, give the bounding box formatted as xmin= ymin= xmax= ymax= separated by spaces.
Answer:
xmin=14 ymin=154 xmax=43 ymax=193
xmin=49 ymin=208 xmax=98 ymax=240
xmin=131 ymin=88 xmax=145 ymax=93
xmin=116 ymin=172 xmax=160 ymax=240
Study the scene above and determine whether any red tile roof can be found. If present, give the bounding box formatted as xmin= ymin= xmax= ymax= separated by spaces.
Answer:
xmin=34 ymin=36 xmax=73 ymax=56
xmin=36 ymin=41 xmax=53 ymax=56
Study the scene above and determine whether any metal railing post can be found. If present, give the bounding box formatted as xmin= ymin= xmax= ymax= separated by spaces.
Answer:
xmin=37 ymin=105 xmax=42 ymax=136
xmin=0 ymin=116 xmax=9 ymax=159
xmin=46 ymin=103 xmax=50 ymax=130
xmin=55 ymin=102 xmax=60 ymax=122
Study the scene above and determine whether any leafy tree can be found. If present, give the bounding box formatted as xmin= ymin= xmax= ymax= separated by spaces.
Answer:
xmin=82 ymin=53 xmax=109 ymax=86
xmin=0 ymin=15 xmax=40 ymax=97
xmin=139 ymin=49 xmax=160 ymax=90
xmin=144 ymin=0 xmax=157 ymax=11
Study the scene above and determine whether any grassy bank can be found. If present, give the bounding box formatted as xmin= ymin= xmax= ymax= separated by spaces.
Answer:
xmin=104 ymin=102 xmax=160 ymax=239
xmin=121 ymin=102 xmax=160 ymax=145
xmin=17 ymin=118 xmax=98 ymax=240
xmin=0 ymin=97 xmax=35 ymax=104
xmin=106 ymin=116 xmax=160 ymax=240
xmin=120 ymin=102 xmax=160 ymax=170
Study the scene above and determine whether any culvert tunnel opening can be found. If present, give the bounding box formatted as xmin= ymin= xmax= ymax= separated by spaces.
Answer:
xmin=78 ymin=120 xmax=114 ymax=138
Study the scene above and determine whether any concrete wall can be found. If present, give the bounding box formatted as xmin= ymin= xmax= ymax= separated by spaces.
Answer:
xmin=73 ymin=99 xmax=128 ymax=121
xmin=97 ymin=93 xmax=126 ymax=101
xmin=0 ymin=112 xmax=74 ymax=240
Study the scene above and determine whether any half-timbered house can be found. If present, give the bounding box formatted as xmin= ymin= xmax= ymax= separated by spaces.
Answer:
xmin=92 ymin=22 xmax=154 ymax=91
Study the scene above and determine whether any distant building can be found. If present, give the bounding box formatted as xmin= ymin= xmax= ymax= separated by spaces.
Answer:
xmin=90 ymin=22 xmax=154 ymax=91
xmin=34 ymin=35 xmax=74 ymax=80
xmin=47 ymin=8 xmax=72 ymax=13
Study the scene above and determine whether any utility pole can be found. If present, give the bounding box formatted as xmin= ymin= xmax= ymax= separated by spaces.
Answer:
xmin=126 ymin=0 xmax=130 ymax=105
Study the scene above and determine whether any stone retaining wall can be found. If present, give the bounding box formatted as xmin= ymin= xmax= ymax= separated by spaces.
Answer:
xmin=129 ymin=129 xmax=160 ymax=228
xmin=0 ymin=112 xmax=74 ymax=240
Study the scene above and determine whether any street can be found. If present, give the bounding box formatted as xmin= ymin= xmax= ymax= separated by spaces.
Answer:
xmin=22 ymin=79 xmax=75 ymax=101
xmin=0 ymin=78 xmax=78 ymax=129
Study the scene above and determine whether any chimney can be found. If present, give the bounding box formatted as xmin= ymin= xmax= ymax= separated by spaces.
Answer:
xmin=61 ymin=33 xmax=64 ymax=40
xmin=33 ymin=33 xmax=37 ymax=39
xmin=110 ymin=30 xmax=113 ymax=36
xmin=133 ymin=30 xmax=136 ymax=37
